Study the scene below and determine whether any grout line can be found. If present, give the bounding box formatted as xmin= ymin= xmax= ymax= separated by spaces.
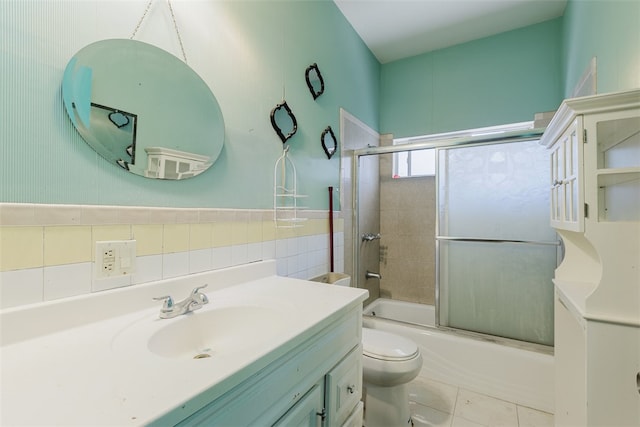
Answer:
xmin=451 ymin=386 xmax=460 ymax=422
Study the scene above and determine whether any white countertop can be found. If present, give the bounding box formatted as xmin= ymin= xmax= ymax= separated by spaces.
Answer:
xmin=554 ymin=278 xmax=640 ymax=328
xmin=0 ymin=261 xmax=368 ymax=426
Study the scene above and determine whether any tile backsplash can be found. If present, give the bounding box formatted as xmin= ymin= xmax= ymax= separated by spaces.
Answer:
xmin=0 ymin=204 xmax=344 ymax=309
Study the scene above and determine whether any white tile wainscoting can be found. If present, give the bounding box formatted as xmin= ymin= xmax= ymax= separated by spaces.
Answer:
xmin=0 ymin=203 xmax=344 ymax=309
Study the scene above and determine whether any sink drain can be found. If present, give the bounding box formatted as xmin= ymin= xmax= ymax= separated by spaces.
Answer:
xmin=193 ymin=353 xmax=211 ymax=359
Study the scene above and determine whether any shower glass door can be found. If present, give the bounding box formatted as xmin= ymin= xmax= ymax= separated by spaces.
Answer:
xmin=437 ymin=139 xmax=558 ymax=346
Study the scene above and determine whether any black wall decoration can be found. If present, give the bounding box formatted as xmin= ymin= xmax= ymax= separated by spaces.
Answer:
xmin=270 ymin=101 xmax=298 ymax=144
xmin=321 ymin=126 xmax=337 ymax=159
xmin=305 ymin=63 xmax=325 ymax=100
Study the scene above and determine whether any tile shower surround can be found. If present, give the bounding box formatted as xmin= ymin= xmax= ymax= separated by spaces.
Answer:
xmin=0 ymin=204 xmax=344 ymax=309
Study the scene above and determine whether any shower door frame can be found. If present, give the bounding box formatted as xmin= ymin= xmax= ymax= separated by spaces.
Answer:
xmin=352 ymin=126 xmax=559 ymax=352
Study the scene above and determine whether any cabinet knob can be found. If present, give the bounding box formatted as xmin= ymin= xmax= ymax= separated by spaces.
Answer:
xmin=347 ymin=385 xmax=356 ymax=394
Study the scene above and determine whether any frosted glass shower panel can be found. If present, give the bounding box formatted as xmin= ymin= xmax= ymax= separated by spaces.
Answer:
xmin=437 ymin=139 xmax=557 ymax=346
xmin=438 ymin=141 xmax=556 ymax=242
xmin=439 ymin=240 xmax=555 ymax=345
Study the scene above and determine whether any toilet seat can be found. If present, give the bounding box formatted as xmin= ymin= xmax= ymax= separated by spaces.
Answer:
xmin=362 ymin=328 xmax=419 ymax=361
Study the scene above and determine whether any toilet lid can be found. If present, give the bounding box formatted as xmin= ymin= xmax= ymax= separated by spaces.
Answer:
xmin=362 ymin=328 xmax=419 ymax=361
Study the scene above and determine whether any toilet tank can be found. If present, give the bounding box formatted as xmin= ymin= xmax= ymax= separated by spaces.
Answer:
xmin=310 ymin=273 xmax=351 ymax=287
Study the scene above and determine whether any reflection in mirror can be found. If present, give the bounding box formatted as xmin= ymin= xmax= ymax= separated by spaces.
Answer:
xmin=321 ymin=126 xmax=337 ymax=159
xmin=62 ymin=39 xmax=225 ymax=180
xmin=305 ymin=63 xmax=324 ymax=100
xmin=85 ymin=103 xmax=138 ymax=170
xmin=270 ymin=101 xmax=298 ymax=144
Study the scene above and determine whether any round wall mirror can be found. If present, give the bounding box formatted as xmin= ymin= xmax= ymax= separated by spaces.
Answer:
xmin=62 ymin=39 xmax=225 ymax=180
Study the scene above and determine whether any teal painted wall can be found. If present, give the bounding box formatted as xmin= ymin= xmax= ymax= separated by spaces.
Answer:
xmin=3 ymin=0 xmax=638 ymax=210
xmin=379 ymin=19 xmax=564 ymax=139
xmin=0 ymin=0 xmax=379 ymax=209
xmin=561 ymin=0 xmax=640 ymax=97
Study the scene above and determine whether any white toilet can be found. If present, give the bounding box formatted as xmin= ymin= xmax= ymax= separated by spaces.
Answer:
xmin=310 ymin=273 xmax=423 ymax=427
xmin=362 ymin=327 xmax=422 ymax=427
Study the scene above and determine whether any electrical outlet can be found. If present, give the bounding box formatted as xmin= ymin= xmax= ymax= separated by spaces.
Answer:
xmin=95 ymin=240 xmax=136 ymax=279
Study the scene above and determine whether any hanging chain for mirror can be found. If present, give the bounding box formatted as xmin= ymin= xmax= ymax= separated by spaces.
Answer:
xmin=130 ymin=0 xmax=188 ymax=63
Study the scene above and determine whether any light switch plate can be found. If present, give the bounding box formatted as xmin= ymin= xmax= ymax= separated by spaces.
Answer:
xmin=95 ymin=240 xmax=136 ymax=279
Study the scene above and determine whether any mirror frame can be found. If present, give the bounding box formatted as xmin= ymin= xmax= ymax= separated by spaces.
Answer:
xmin=305 ymin=63 xmax=325 ymax=100
xmin=321 ymin=125 xmax=337 ymax=159
xmin=270 ymin=101 xmax=298 ymax=144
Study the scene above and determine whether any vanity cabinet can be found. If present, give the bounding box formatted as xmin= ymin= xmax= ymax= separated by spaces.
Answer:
xmin=170 ymin=305 xmax=364 ymax=427
xmin=540 ymin=89 xmax=640 ymax=426
xmin=273 ymin=344 xmax=363 ymax=427
xmin=324 ymin=344 xmax=363 ymax=426
xmin=273 ymin=382 xmax=324 ymax=427
xmin=0 ymin=261 xmax=369 ymax=426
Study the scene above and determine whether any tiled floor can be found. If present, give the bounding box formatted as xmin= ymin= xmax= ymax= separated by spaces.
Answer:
xmin=407 ymin=375 xmax=554 ymax=427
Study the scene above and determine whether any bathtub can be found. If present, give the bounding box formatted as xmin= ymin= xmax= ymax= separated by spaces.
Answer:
xmin=363 ymin=298 xmax=554 ymax=413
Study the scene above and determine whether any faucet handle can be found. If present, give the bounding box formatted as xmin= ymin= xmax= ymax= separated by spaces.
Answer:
xmin=153 ymin=295 xmax=174 ymax=311
xmin=191 ymin=284 xmax=208 ymax=294
xmin=191 ymin=284 xmax=209 ymax=304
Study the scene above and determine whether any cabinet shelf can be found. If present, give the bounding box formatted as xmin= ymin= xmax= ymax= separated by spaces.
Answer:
xmin=596 ymin=167 xmax=640 ymax=187
xmin=553 ymin=279 xmax=596 ymax=324
xmin=274 ymin=217 xmax=309 ymax=229
xmin=274 ymin=206 xmax=309 ymax=211
xmin=275 ymin=193 xmax=309 ymax=199
xmin=597 ymin=117 xmax=639 ymax=154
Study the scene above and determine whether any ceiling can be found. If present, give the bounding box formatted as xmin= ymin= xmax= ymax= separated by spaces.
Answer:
xmin=333 ymin=0 xmax=568 ymax=63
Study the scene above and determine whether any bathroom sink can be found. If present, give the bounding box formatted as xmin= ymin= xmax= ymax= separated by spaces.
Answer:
xmin=149 ymin=306 xmax=286 ymax=359
xmin=112 ymin=304 xmax=289 ymax=360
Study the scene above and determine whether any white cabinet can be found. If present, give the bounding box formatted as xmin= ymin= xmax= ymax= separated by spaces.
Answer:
xmin=170 ymin=306 xmax=364 ymax=427
xmin=587 ymin=109 xmax=640 ymax=222
xmin=548 ymin=117 xmax=584 ymax=231
xmin=144 ymin=147 xmax=212 ymax=179
xmin=541 ymin=89 xmax=640 ymax=229
xmin=540 ymin=89 xmax=640 ymax=426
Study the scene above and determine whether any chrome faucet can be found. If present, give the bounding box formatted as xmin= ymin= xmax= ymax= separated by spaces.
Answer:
xmin=365 ymin=271 xmax=382 ymax=280
xmin=362 ymin=233 xmax=381 ymax=242
xmin=153 ymin=284 xmax=209 ymax=319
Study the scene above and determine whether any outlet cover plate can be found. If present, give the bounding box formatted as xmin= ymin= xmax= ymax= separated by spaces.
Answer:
xmin=95 ymin=240 xmax=136 ymax=279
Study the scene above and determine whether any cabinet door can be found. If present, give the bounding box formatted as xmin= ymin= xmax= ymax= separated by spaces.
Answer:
xmin=550 ymin=117 xmax=584 ymax=231
xmin=341 ymin=401 xmax=364 ymax=427
xmin=273 ymin=383 xmax=324 ymax=427
xmin=324 ymin=344 xmax=363 ymax=427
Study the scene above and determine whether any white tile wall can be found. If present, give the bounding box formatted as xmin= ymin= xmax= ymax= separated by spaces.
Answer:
xmin=231 ymin=244 xmax=248 ymax=266
xmin=261 ymin=240 xmax=276 ymax=260
xmin=92 ymin=270 xmax=132 ymax=293
xmin=132 ymin=255 xmax=163 ymax=285
xmin=212 ymin=246 xmax=232 ymax=270
xmin=43 ymin=263 xmax=92 ymax=300
xmin=162 ymin=252 xmax=190 ymax=279
xmin=1 ymin=232 xmax=345 ymax=309
xmin=189 ymin=248 xmax=212 ymax=274
xmin=0 ymin=268 xmax=43 ymax=308
xmin=247 ymin=242 xmax=262 ymax=263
